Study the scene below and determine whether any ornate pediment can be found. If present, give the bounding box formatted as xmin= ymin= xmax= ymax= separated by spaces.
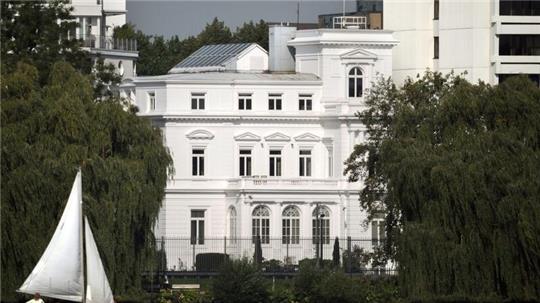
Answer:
xmin=294 ymin=132 xmax=321 ymax=142
xmin=264 ymin=132 xmax=291 ymax=142
xmin=186 ymin=129 xmax=215 ymax=140
xmin=234 ymin=132 xmax=261 ymax=142
xmin=340 ymin=48 xmax=378 ymax=60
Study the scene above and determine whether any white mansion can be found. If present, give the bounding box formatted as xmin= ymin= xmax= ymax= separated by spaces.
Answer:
xmin=121 ymin=21 xmax=397 ymax=270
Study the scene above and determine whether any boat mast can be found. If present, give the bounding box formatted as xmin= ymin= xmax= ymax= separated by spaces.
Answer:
xmin=79 ymin=168 xmax=86 ymax=303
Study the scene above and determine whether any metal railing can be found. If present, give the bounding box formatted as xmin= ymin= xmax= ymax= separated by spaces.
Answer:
xmin=333 ymin=16 xmax=368 ymax=29
xmin=79 ymin=35 xmax=137 ymax=52
xmin=155 ymin=237 xmax=395 ymax=275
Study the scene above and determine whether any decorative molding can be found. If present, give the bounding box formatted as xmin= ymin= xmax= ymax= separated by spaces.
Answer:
xmin=340 ymin=48 xmax=378 ymax=60
xmin=294 ymin=132 xmax=321 ymax=142
xmin=234 ymin=132 xmax=262 ymax=142
xmin=186 ymin=129 xmax=215 ymax=140
xmin=264 ymin=132 xmax=291 ymax=142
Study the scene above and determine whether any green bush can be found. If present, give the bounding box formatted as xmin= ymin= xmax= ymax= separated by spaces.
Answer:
xmin=212 ymin=258 xmax=270 ymax=303
xmin=195 ymin=253 xmax=228 ymax=272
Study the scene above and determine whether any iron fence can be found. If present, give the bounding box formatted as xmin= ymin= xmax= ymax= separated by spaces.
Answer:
xmin=154 ymin=237 xmax=396 ymax=275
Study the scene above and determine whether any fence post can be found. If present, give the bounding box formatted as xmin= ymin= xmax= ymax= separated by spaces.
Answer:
xmin=286 ymin=241 xmax=289 ymax=264
xmin=192 ymin=242 xmax=196 ymax=271
xmin=224 ymin=236 xmax=227 ymax=255
xmin=347 ymin=236 xmax=352 ymax=277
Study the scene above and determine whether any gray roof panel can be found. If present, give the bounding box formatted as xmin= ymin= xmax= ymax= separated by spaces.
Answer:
xmin=172 ymin=43 xmax=253 ymax=71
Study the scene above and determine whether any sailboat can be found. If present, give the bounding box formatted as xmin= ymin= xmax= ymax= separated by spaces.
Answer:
xmin=18 ymin=171 xmax=114 ymax=303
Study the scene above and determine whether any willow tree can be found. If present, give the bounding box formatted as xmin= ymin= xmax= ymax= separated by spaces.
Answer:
xmin=1 ymin=62 xmax=173 ymax=301
xmin=344 ymin=72 xmax=540 ymax=301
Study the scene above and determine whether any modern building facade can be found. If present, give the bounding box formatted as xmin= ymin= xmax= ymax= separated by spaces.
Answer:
xmin=384 ymin=0 xmax=540 ymax=86
xmin=70 ymin=0 xmax=138 ymax=78
xmin=121 ymin=23 xmax=397 ymax=270
xmin=319 ymin=0 xmax=383 ymax=29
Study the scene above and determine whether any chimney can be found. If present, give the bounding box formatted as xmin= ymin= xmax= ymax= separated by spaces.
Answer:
xmin=268 ymin=25 xmax=296 ymax=72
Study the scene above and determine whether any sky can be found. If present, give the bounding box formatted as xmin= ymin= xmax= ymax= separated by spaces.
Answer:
xmin=126 ymin=0 xmax=358 ymax=38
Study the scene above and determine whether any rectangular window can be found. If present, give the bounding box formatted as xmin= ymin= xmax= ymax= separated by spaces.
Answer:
xmin=252 ymin=218 xmax=270 ymax=244
xmin=239 ymin=149 xmax=252 ymax=176
xmin=269 ymin=150 xmax=282 ymax=177
xmin=148 ymin=92 xmax=156 ymax=111
xmin=499 ymin=35 xmax=540 ymax=56
xmin=282 ymin=218 xmax=300 ymax=244
xmin=190 ymin=210 xmax=205 ymax=245
xmin=434 ymin=0 xmax=439 ymax=20
xmin=312 ymin=218 xmax=330 ymax=244
xmin=268 ymin=94 xmax=282 ymax=110
xmin=500 ymin=1 xmax=540 ymax=16
xmin=192 ymin=149 xmax=205 ymax=176
xmin=299 ymin=94 xmax=313 ymax=111
xmin=238 ymin=93 xmax=252 ymax=110
xmin=299 ymin=150 xmax=312 ymax=177
xmin=371 ymin=219 xmax=385 ymax=248
xmin=434 ymin=37 xmax=439 ymax=59
xmin=191 ymin=93 xmax=205 ymax=110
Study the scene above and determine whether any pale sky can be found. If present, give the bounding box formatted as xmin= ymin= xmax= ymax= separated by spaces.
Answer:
xmin=126 ymin=0 xmax=358 ymax=38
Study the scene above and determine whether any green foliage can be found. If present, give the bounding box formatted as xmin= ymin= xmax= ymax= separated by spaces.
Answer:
xmin=1 ymin=62 xmax=173 ymax=301
xmin=254 ymin=234 xmax=263 ymax=265
xmin=114 ymin=19 xmax=269 ymax=76
xmin=1 ymin=0 xmax=92 ymax=84
xmin=212 ymin=258 xmax=270 ymax=303
xmin=344 ymin=72 xmax=540 ymax=301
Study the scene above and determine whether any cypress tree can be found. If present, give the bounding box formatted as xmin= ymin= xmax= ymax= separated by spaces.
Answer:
xmin=253 ymin=235 xmax=263 ymax=265
xmin=332 ymin=237 xmax=340 ymax=267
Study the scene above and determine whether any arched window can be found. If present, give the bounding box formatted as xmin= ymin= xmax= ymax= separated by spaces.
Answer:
xmin=312 ymin=206 xmax=330 ymax=244
xmin=282 ymin=206 xmax=300 ymax=244
xmin=348 ymin=67 xmax=363 ymax=98
xmin=228 ymin=207 xmax=237 ymax=244
xmin=252 ymin=205 xmax=270 ymax=244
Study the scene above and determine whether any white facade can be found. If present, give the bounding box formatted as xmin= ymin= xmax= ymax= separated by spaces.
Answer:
xmin=384 ymin=0 xmax=540 ymax=85
xmin=122 ymin=26 xmax=397 ymax=270
xmin=70 ymin=0 xmax=138 ymax=78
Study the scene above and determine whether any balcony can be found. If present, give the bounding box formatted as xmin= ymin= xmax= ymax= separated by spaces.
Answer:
xmin=79 ymin=35 xmax=137 ymax=52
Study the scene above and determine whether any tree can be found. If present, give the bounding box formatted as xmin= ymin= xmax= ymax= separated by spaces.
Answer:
xmin=1 ymin=0 xmax=91 ymax=84
xmin=234 ymin=20 xmax=269 ymax=50
xmin=212 ymin=258 xmax=269 ymax=303
xmin=253 ymin=234 xmax=263 ymax=265
xmin=1 ymin=62 xmax=173 ymax=301
xmin=332 ymin=237 xmax=340 ymax=267
xmin=344 ymin=72 xmax=540 ymax=300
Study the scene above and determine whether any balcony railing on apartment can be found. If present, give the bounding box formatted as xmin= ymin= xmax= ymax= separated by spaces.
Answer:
xmin=333 ymin=16 xmax=368 ymax=29
xmin=154 ymin=237 xmax=395 ymax=275
xmin=79 ymin=35 xmax=137 ymax=52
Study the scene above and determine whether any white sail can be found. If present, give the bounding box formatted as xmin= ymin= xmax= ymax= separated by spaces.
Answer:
xmin=85 ymin=217 xmax=114 ymax=303
xmin=18 ymin=171 xmax=84 ymax=302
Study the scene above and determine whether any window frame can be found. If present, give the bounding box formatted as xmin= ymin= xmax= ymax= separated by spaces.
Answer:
xmin=190 ymin=209 xmax=205 ymax=245
xmin=191 ymin=148 xmax=205 ymax=176
xmin=299 ymin=94 xmax=313 ymax=111
xmin=312 ymin=206 xmax=330 ymax=245
xmin=268 ymin=93 xmax=283 ymax=110
xmin=239 ymin=149 xmax=252 ymax=177
xmin=269 ymin=149 xmax=282 ymax=177
xmin=347 ymin=67 xmax=364 ymax=98
xmin=282 ymin=206 xmax=300 ymax=244
xmin=148 ymin=91 xmax=156 ymax=111
xmin=299 ymin=149 xmax=312 ymax=177
xmin=191 ymin=92 xmax=206 ymax=110
xmin=238 ymin=93 xmax=253 ymax=110
xmin=252 ymin=205 xmax=271 ymax=244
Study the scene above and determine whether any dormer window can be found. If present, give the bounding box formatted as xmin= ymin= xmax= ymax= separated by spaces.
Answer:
xmin=348 ymin=67 xmax=363 ymax=98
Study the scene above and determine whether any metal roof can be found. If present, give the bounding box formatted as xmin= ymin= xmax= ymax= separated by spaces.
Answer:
xmin=132 ymin=72 xmax=321 ymax=84
xmin=171 ymin=43 xmax=253 ymax=72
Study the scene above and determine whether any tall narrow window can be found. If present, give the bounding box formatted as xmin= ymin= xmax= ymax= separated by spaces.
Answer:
xmin=252 ymin=206 xmax=270 ymax=244
xmin=268 ymin=93 xmax=282 ymax=110
xmin=434 ymin=37 xmax=439 ymax=59
xmin=191 ymin=93 xmax=205 ymax=110
xmin=269 ymin=150 xmax=282 ymax=176
xmin=312 ymin=206 xmax=330 ymax=244
xmin=434 ymin=0 xmax=439 ymax=20
xmin=190 ymin=210 xmax=205 ymax=245
xmin=299 ymin=94 xmax=313 ymax=111
xmin=239 ymin=149 xmax=252 ymax=176
xmin=371 ymin=214 xmax=385 ymax=248
xmin=282 ymin=206 xmax=300 ymax=244
xmin=148 ymin=92 xmax=156 ymax=111
xmin=228 ymin=207 xmax=237 ymax=244
xmin=239 ymin=93 xmax=252 ymax=110
xmin=192 ymin=149 xmax=205 ymax=176
xmin=348 ymin=67 xmax=363 ymax=98
xmin=299 ymin=150 xmax=312 ymax=177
